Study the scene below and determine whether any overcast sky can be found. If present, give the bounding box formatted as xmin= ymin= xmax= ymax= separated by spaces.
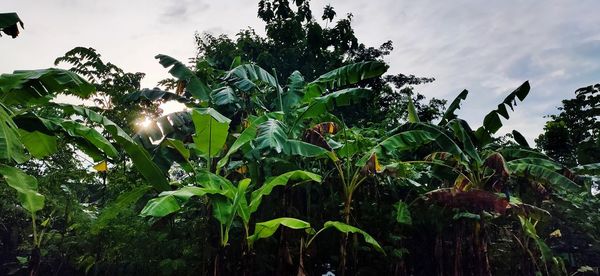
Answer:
xmin=2 ymin=0 xmax=600 ymax=144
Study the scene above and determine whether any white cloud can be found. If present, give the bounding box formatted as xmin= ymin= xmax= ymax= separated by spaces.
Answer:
xmin=2 ymin=0 xmax=600 ymax=145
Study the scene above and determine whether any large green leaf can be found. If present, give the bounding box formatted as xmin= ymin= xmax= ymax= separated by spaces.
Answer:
xmin=212 ymin=196 xmax=234 ymax=225
xmin=13 ymin=112 xmax=126 ymax=162
xmin=357 ymin=130 xmax=437 ymax=167
xmin=247 ymin=217 xmax=312 ymax=245
xmin=402 ymin=123 xmax=468 ymax=162
xmin=196 ymin=170 xmax=235 ymax=194
xmin=322 ymin=221 xmax=385 ymax=254
xmin=140 ymin=193 xmax=181 ymax=217
xmin=283 ymin=139 xmax=329 ymax=157
xmin=0 ymin=68 xmax=95 ymax=105
xmin=439 ymin=89 xmax=468 ymax=125
xmin=155 ymin=54 xmax=211 ymax=101
xmin=377 ymin=130 xmax=436 ymax=153
xmin=161 ymin=138 xmax=190 ymax=161
xmin=255 ymin=119 xmax=288 ymax=153
xmin=230 ymin=178 xmax=251 ymax=224
xmin=124 ymin=87 xmax=190 ymax=103
xmin=475 ymin=81 xmax=530 ymax=143
xmin=511 ymin=130 xmax=530 ymax=148
xmin=507 ymin=162 xmax=580 ymax=193
xmin=0 ymin=13 xmax=24 ymax=38
xmin=249 ymin=170 xmax=321 ymax=214
xmin=508 ymin=157 xmax=563 ymax=171
xmin=282 ymin=71 xmax=305 ymax=112
xmin=224 ymin=64 xmax=281 ymax=92
xmin=394 ymin=200 xmax=412 ymax=225
xmin=59 ymin=121 xmax=119 ymax=159
xmin=571 ymin=163 xmax=600 ymax=175
xmin=0 ymin=105 xmax=26 ymax=163
xmin=72 ymin=138 xmax=105 ymax=162
xmin=19 ymin=130 xmax=57 ymax=159
xmin=306 ymin=61 xmax=388 ymax=98
xmin=140 ymin=186 xmax=228 ymax=217
xmin=211 ymin=86 xmax=238 ymax=106
xmin=447 ymin=119 xmax=481 ymax=165
xmin=191 ymin=108 xmax=231 ymax=158
xmin=217 ymin=115 xmax=269 ymax=172
xmin=211 ymin=178 xmax=251 ymax=245
xmin=500 ymin=147 xmax=549 ymax=161
xmin=407 ymin=97 xmax=420 ymax=123
xmin=298 ymin=88 xmax=372 ymax=121
xmin=0 ymin=165 xmax=44 ymax=214
xmin=60 ymin=104 xmax=170 ymax=191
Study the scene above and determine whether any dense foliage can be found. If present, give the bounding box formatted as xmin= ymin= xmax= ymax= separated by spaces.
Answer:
xmin=1 ymin=3 xmax=599 ymax=276
xmin=536 ymin=84 xmax=600 ymax=166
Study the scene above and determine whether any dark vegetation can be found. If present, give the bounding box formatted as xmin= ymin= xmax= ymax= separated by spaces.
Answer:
xmin=1 ymin=1 xmax=599 ymax=275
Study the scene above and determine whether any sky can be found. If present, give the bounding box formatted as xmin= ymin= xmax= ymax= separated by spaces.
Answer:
xmin=2 ymin=0 xmax=600 ymax=144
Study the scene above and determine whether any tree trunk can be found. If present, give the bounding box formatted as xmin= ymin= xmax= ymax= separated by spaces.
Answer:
xmin=241 ymin=244 xmax=255 ymax=276
xmin=454 ymin=221 xmax=463 ymax=276
xmin=435 ymin=233 xmax=444 ymax=276
xmin=297 ymin=238 xmax=307 ymax=276
xmin=338 ymin=195 xmax=353 ymax=276
xmin=277 ymin=189 xmax=295 ymax=275
xmin=339 ymin=235 xmax=348 ymax=276
xmin=28 ymin=247 xmax=41 ymax=276
xmin=213 ymin=247 xmax=225 ymax=276
xmin=472 ymin=221 xmax=491 ymax=276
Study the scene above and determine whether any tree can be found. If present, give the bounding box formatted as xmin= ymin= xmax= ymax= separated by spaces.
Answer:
xmin=536 ymin=120 xmax=576 ymax=165
xmin=194 ymin=0 xmax=444 ymax=127
xmin=536 ymin=84 xmax=600 ymax=166
xmin=54 ymin=47 xmax=156 ymax=133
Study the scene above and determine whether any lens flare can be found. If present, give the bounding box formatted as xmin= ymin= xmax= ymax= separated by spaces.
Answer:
xmin=138 ymin=117 xmax=152 ymax=129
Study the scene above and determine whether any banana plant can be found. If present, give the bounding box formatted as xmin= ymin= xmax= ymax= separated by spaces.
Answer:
xmin=130 ymin=55 xmax=389 ymax=159
xmin=210 ymin=61 xmax=393 ymax=182
xmin=247 ymin=217 xmax=384 ymax=275
xmin=131 ymin=56 xmax=391 ymax=274
xmin=0 ymin=68 xmax=114 ymax=275
xmin=517 ymin=215 xmax=567 ymax=275
xmin=393 ymin=82 xmax=582 ymax=275
xmin=0 ymin=68 xmax=98 ymax=211
xmin=336 ymin=127 xmax=437 ymax=274
xmin=140 ymin=169 xmax=321 ymax=275
xmin=0 ymin=68 xmax=176 ymax=275
xmin=0 ymin=165 xmax=46 ymax=275
xmin=391 ymin=82 xmax=581 ymax=209
xmin=249 ymin=218 xmax=383 ymax=252
xmin=141 ymin=170 xmax=321 ymax=246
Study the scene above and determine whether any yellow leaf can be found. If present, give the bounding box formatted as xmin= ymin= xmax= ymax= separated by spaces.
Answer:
xmin=374 ymin=155 xmax=382 ymax=173
xmin=235 ymin=165 xmax=248 ymax=174
xmin=93 ymin=161 xmax=108 ymax=172
xmin=328 ymin=123 xmax=335 ymax=133
xmin=550 ymin=229 xmax=561 ymax=238
xmin=363 ymin=153 xmax=383 ymax=174
xmin=454 ymin=175 xmax=472 ymax=191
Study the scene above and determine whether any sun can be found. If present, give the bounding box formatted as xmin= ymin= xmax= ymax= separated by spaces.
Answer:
xmin=135 ymin=101 xmax=187 ymax=131
xmin=159 ymin=100 xmax=187 ymax=115
xmin=137 ymin=117 xmax=152 ymax=129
